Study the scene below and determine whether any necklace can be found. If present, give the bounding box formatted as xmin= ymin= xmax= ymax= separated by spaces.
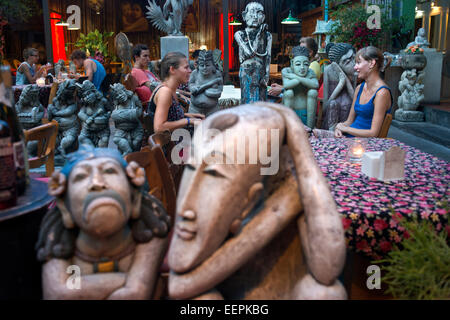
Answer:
xmin=245 ymin=28 xmax=268 ymax=57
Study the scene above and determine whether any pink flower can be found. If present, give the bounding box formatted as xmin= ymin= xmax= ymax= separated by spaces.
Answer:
xmin=342 ymin=218 xmax=352 ymax=230
xmin=379 ymin=241 xmax=392 ymax=253
xmin=356 ymin=240 xmax=369 ymax=251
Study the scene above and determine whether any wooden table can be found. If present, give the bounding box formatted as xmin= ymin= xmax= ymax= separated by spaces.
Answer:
xmin=0 ymin=179 xmax=54 ymax=299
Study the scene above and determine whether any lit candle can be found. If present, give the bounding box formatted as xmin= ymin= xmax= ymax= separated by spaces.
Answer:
xmin=348 ymin=139 xmax=365 ymax=163
xmin=36 ymin=77 xmax=46 ymax=87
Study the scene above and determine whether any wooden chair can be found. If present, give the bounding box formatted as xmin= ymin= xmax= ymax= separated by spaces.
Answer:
xmin=48 ymin=82 xmax=59 ymax=105
xmin=377 ymin=113 xmax=392 ymax=138
xmin=23 ymin=120 xmax=59 ymax=177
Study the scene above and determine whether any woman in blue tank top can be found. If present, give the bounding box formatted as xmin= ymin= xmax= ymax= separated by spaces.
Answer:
xmin=334 ymin=46 xmax=392 ymax=138
xmin=313 ymin=46 xmax=392 ymax=138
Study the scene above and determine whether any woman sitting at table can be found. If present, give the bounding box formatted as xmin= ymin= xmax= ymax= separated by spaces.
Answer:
xmin=16 ymin=48 xmax=50 ymax=85
xmin=149 ymin=51 xmax=204 ymax=133
xmin=313 ymin=46 xmax=392 ymax=138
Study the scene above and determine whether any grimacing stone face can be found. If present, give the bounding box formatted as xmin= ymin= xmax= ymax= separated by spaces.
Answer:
xmin=244 ymin=3 xmax=265 ymax=28
xmin=292 ymin=56 xmax=310 ymax=77
xmin=67 ymin=157 xmax=133 ymax=237
xmin=339 ymin=49 xmax=356 ymax=77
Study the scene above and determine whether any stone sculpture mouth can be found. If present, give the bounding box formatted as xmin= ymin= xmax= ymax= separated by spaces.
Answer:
xmin=176 ymin=224 xmax=197 ymax=241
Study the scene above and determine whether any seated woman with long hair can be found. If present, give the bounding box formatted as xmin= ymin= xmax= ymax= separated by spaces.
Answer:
xmin=149 ymin=52 xmax=204 ymax=133
xmin=314 ymin=46 xmax=392 ymax=138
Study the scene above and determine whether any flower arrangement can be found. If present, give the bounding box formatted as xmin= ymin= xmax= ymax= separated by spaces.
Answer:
xmin=349 ymin=21 xmax=381 ymax=50
xmin=404 ymin=44 xmax=424 ymax=55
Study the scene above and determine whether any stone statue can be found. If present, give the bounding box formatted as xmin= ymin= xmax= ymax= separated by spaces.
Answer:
xmin=77 ymin=80 xmax=111 ymax=148
xmin=36 ymin=146 xmax=171 ymax=299
xmin=407 ymin=28 xmax=430 ymax=49
xmin=234 ymin=2 xmax=272 ymax=104
xmin=212 ymin=49 xmax=224 ymax=73
xmin=15 ymin=84 xmax=45 ymax=155
xmin=48 ymin=79 xmax=80 ymax=162
xmin=109 ymin=83 xmax=144 ymax=155
xmin=146 ymin=0 xmax=193 ymax=36
xmin=15 ymin=84 xmax=44 ymax=130
xmin=168 ymin=103 xmax=347 ymax=300
xmin=188 ymin=50 xmax=223 ymax=117
xmin=322 ymin=43 xmax=356 ymax=130
xmin=281 ymin=46 xmax=319 ymax=128
xmin=54 ymin=59 xmax=67 ymax=79
xmin=395 ymin=68 xmax=425 ymax=121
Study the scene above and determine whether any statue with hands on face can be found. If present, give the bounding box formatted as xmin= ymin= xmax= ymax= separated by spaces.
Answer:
xmin=36 ymin=146 xmax=171 ymax=300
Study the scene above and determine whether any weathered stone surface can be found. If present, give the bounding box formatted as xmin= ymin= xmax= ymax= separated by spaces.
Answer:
xmin=395 ymin=109 xmax=424 ymax=122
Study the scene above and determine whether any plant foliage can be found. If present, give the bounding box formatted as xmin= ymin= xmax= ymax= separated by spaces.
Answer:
xmin=0 ymin=0 xmax=41 ymax=23
xmin=374 ymin=207 xmax=450 ymax=300
xmin=74 ymin=29 xmax=114 ymax=61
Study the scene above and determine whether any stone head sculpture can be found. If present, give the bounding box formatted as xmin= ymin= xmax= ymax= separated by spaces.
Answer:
xmin=56 ymin=79 xmax=77 ymax=100
xmin=326 ymin=43 xmax=355 ymax=77
xmin=109 ymin=83 xmax=132 ymax=104
xmin=197 ymin=50 xmax=217 ymax=76
xmin=20 ymin=84 xmax=40 ymax=104
xmin=77 ymin=80 xmax=102 ymax=104
xmin=243 ymin=2 xmax=265 ymax=28
xmin=37 ymin=145 xmax=170 ymax=299
xmin=291 ymin=46 xmax=311 ymax=77
xmin=168 ymin=103 xmax=346 ymax=300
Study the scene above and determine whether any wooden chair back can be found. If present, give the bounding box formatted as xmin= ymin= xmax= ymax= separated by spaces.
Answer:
xmin=48 ymin=82 xmax=59 ymax=105
xmin=23 ymin=120 xmax=59 ymax=177
xmin=377 ymin=113 xmax=392 ymax=138
xmin=124 ymin=145 xmax=177 ymax=220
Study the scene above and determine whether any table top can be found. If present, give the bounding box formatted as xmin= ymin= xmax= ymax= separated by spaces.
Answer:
xmin=310 ymin=137 xmax=449 ymax=259
xmin=0 ymin=179 xmax=54 ymax=222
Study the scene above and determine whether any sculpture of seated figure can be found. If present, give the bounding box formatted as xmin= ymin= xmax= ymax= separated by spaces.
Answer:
xmin=168 ymin=103 xmax=347 ymax=300
xmin=407 ymin=28 xmax=430 ymax=49
xmin=48 ymin=79 xmax=80 ymax=159
xmin=37 ymin=146 xmax=171 ymax=299
xmin=77 ymin=80 xmax=111 ymax=148
xmin=322 ymin=43 xmax=356 ymax=130
xmin=188 ymin=50 xmax=223 ymax=117
xmin=282 ymin=46 xmax=319 ymax=128
xmin=396 ymin=68 xmax=425 ymax=121
xmin=110 ymin=83 xmax=144 ymax=155
xmin=15 ymin=84 xmax=45 ymax=155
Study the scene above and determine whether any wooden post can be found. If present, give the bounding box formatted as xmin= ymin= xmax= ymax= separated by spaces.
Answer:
xmin=223 ymin=0 xmax=229 ymax=83
xmin=42 ymin=0 xmax=53 ymax=63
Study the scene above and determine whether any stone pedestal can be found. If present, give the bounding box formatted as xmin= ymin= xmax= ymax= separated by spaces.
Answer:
xmin=161 ymin=36 xmax=189 ymax=60
xmin=422 ymin=48 xmax=444 ymax=104
xmin=395 ymin=109 xmax=424 ymax=122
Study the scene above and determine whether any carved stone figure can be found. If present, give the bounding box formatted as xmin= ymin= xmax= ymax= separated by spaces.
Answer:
xmin=322 ymin=43 xmax=356 ymax=130
xmin=77 ymin=80 xmax=111 ymax=148
xmin=15 ymin=84 xmax=45 ymax=155
xmin=54 ymin=59 xmax=67 ymax=79
xmin=48 ymin=80 xmax=80 ymax=160
xmin=407 ymin=28 xmax=430 ymax=49
xmin=168 ymin=103 xmax=346 ymax=300
xmin=36 ymin=146 xmax=171 ymax=299
xmin=109 ymin=83 xmax=144 ymax=155
xmin=146 ymin=0 xmax=193 ymax=36
xmin=188 ymin=50 xmax=223 ymax=117
xmin=395 ymin=68 xmax=425 ymax=121
xmin=282 ymin=46 xmax=319 ymax=128
xmin=15 ymin=84 xmax=44 ymax=130
xmin=234 ymin=2 xmax=272 ymax=104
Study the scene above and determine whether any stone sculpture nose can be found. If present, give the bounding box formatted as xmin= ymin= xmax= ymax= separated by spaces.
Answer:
xmin=89 ymin=168 xmax=106 ymax=191
xmin=181 ymin=210 xmax=196 ymax=220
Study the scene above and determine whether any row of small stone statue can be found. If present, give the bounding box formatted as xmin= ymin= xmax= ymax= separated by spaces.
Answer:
xmin=16 ymin=80 xmax=144 ymax=159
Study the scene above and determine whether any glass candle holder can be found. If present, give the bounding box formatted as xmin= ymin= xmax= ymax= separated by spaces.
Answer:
xmin=36 ymin=77 xmax=46 ymax=87
xmin=347 ymin=138 xmax=366 ymax=163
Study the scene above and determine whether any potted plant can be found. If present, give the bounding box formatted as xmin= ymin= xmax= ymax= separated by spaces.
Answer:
xmin=74 ymin=29 xmax=114 ymax=64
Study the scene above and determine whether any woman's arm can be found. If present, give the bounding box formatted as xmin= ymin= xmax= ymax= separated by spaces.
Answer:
xmin=153 ymin=87 xmax=189 ymax=132
xmin=338 ymin=88 xmax=390 ymax=137
xmin=19 ymin=63 xmax=45 ymax=84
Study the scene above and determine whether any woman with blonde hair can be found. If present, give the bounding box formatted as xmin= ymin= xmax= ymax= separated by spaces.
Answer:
xmin=16 ymin=48 xmax=50 ymax=85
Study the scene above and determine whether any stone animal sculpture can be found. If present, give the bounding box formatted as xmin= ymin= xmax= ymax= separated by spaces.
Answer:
xmin=168 ymin=102 xmax=347 ymax=300
xmin=234 ymin=2 xmax=272 ymax=104
xmin=396 ymin=68 xmax=425 ymax=121
xmin=36 ymin=146 xmax=171 ymax=299
xmin=188 ymin=50 xmax=223 ymax=117
xmin=146 ymin=0 xmax=193 ymax=36
xmin=109 ymin=83 xmax=144 ymax=155
xmin=77 ymin=80 xmax=111 ymax=148
xmin=281 ymin=46 xmax=319 ymax=129
xmin=48 ymin=79 xmax=80 ymax=159
xmin=322 ymin=43 xmax=356 ymax=130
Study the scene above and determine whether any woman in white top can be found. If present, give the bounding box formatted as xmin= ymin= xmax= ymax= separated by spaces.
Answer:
xmin=15 ymin=48 xmax=50 ymax=85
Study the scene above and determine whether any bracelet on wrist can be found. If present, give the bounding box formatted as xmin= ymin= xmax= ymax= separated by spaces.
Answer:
xmin=187 ymin=117 xmax=190 ymax=126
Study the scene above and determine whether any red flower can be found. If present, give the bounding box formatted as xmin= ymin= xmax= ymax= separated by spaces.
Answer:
xmin=342 ymin=218 xmax=352 ymax=230
xmin=356 ymin=240 xmax=369 ymax=251
xmin=379 ymin=241 xmax=392 ymax=252
xmin=374 ymin=219 xmax=388 ymax=232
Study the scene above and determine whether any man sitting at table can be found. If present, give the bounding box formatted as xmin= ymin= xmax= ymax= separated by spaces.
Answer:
xmin=69 ymin=49 xmax=106 ymax=93
xmin=16 ymin=48 xmax=51 ymax=85
xmin=131 ymin=44 xmax=159 ymax=108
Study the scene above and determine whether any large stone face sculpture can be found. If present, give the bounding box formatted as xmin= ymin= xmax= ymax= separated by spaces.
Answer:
xmin=395 ymin=68 xmax=425 ymax=121
xmin=77 ymin=80 xmax=111 ymax=148
xmin=48 ymin=80 xmax=80 ymax=160
xmin=322 ymin=43 xmax=356 ymax=130
xmin=146 ymin=0 xmax=193 ymax=36
xmin=282 ymin=46 xmax=319 ymax=129
xmin=188 ymin=50 xmax=223 ymax=117
xmin=109 ymin=83 xmax=144 ymax=155
xmin=167 ymin=103 xmax=346 ymax=300
xmin=234 ymin=2 xmax=272 ymax=104
xmin=36 ymin=146 xmax=170 ymax=299
xmin=15 ymin=84 xmax=44 ymax=130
